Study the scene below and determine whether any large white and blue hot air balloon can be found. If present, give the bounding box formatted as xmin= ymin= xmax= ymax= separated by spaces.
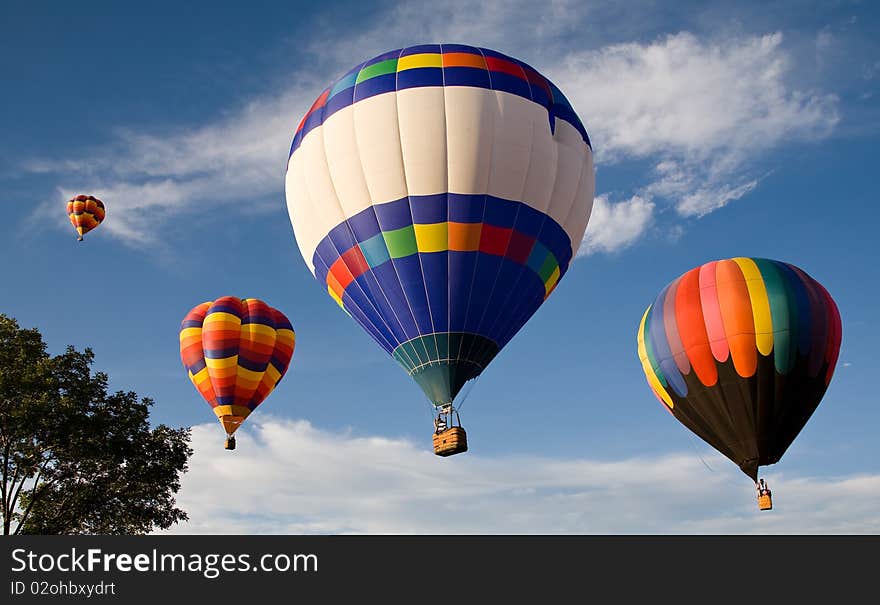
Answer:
xmin=285 ymin=44 xmax=594 ymax=452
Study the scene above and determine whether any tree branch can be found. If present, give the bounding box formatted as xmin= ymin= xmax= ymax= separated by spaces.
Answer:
xmin=1 ymin=441 xmax=10 ymax=534
xmin=12 ymin=476 xmax=49 ymax=536
xmin=4 ymin=461 xmax=22 ymax=534
xmin=10 ymin=455 xmax=53 ymax=535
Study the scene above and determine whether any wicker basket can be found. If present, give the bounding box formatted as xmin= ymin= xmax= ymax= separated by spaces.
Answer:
xmin=758 ymin=493 xmax=773 ymax=511
xmin=433 ymin=427 xmax=468 ymax=457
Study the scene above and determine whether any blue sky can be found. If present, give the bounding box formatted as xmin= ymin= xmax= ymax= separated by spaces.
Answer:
xmin=2 ymin=0 xmax=878 ymax=533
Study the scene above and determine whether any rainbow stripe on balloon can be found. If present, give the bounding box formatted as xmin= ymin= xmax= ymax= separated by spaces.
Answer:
xmin=311 ymin=193 xmax=572 ymax=404
xmin=289 ymin=44 xmax=590 ymax=159
xmin=637 ymin=258 xmax=842 ymax=411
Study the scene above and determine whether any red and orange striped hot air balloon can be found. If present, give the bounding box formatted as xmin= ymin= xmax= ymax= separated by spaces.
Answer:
xmin=179 ymin=297 xmax=296 ymax=450
xmin=637 ymin=257 xmax=842 ymax=510
xmin=66 ymin=194 xmax=105 ymax=241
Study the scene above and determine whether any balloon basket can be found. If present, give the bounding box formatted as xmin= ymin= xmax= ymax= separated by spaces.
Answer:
xmin=224 ymin=436 xmax=237 ymax=451
xmin=433 ymin=427 xmax=467 ymax=457
xmin=758 ymin=493 xmax=772 ymax=511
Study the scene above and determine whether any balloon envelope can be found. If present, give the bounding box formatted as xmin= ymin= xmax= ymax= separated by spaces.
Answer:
xmin=179 ymin=297 xmax=296 ymax=435
xmin=637 ymin=257 xmax=842 ymax=480
xmin=285 ymin=44 xmax=594 ymax=407
xmin=67 ymin=194 xmax=105 ymax=241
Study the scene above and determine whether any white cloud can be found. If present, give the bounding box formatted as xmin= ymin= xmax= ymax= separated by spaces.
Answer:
xmin=643 ymin=159 xmax=760 ymax=215
xmin=166 ymin=418 xmax=880 ymax=534
xmin=556 ymin=32 xmax=838 ymax=161
xmin=580 ymin=194 xmax=654 ymax=255
xmin=554 ymin=31 xmax=838 ymax=236
xmin=675 ymin=179 xmax=759 ymax=217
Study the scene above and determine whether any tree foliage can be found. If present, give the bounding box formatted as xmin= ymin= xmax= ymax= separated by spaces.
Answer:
xmin=0 ymin=314 xmax=192 ymax=534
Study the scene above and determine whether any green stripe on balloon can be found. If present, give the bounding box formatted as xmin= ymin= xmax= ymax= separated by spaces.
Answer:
xmin=753 ymin=258 xmax=793 ymax=374
xmin=356 ymin=58 xmax=399 ymax=83
xmin=382 ymin=225 xmax=418 ymax=258
xmin=643 ymin=305 xmax=668 ymax=388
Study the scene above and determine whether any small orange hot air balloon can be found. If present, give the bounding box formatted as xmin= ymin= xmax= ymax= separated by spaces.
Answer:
xmin=179 ymin=297 xmax=296 ymax=450
xmin=66 ymin=194 xmax=105 ymax=241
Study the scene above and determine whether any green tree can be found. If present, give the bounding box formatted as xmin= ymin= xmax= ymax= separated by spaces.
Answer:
xmin=0 ymin=314 xmax=192 ymax=534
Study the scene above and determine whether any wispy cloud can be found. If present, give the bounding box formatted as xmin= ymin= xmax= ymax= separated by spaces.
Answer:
xmin=23 ymin=3 xmax=839 ymax=255
xmin=31 ymin=86 xmax=321 ymax=246
xmin=167 ymin=418 xmax=880 ymax=534
xmin=310 ymin=0 xmax=594 ymax=64
xmin=644 ymin=160 xmax=760 ymax=218
xmin=675 ymin=180 xmax=760 ymax=218
xmin=561 ymin=31 xmax=838 ymax=250
xmin=558 ymin=32 xmax=837 ymax=161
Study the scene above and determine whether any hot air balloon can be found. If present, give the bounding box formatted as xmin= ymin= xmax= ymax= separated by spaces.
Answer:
xmin=636 ymin=258 xmax=842 ymax=510
xmin=285 ymin=45 xmax=594 ymax=455
xmin=179 ymin=297 xmax=296 ymax=450
xmin=66 ymin=194 xmax=105 ymax=241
